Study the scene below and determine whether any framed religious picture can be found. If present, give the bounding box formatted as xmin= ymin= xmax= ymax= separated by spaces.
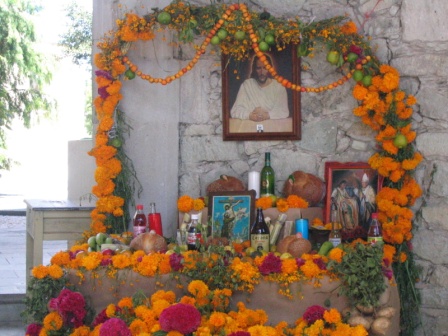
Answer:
xmin=208 ymin=190 xmax=255 ymax=241
xmin=324 ymin=162 xmax=383 ymax=232
xmin=222 ymin=44 xmax=301 ymax=141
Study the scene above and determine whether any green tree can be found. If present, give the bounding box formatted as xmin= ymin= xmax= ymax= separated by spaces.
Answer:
xmin=59 ymin=1 xmax=93 ymax=135
xmin=0 ymin=0 xmax=53 ymax=169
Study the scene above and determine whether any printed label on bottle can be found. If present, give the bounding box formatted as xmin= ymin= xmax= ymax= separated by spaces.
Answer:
xmin=251 ymin=234 xmax=270 ymax=252
xmin=133 ymin=226 xmax=146 ymax=237
xmin=187 ymin=232 xmax=201 ymax=245
xmin=329 ymin=237 xmax=342 ymax=247
xmin=367 ymin=236 xmax=383 ymax=244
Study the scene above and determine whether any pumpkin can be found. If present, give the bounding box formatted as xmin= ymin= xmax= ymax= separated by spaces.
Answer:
xmin=283 ymin=171 xmax=325 ymax=206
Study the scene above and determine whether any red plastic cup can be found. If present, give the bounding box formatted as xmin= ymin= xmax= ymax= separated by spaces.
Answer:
xmin=148 ymin=213 xmax=163 ymax=236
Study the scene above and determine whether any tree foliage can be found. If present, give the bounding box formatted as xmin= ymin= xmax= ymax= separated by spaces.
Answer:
xmin=0 ymin=0 xmax=53 ymax=169
xmin=58 ymin=1 xmax=92 ymax=68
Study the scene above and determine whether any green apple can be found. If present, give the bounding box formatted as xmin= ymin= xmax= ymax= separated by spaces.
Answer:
xmin=217 ymin=29 xmax=228 ymax=40
xmin=210 ymin=36 xmax=221 ymax=45
xmin=326 ymin=51 xmax=339 ymax=65
xmin=96 ymin=232 xmax=107 ymax=245
xmin=105 ymin=237 xmax=114 ymax=244
xmin=88 ymin=236 xmax=97 ymax=249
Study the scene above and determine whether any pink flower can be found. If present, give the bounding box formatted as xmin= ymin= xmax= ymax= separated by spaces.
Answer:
xmin=92 ymin=308 xmax=109 ymax=327
xmin=25 ymin=323 xmax=42 ymax=336
xmin=160 ymin=303 xmax=201 ymax=334
xmin=296 ymin=258 xmax=305 ymax=267
xmin=228 ymin=332 xmax=251 ymax=336
xmin=99 ymin=317 xmax=131 ymax=336
xmin=312 ymin=258 xmax=327 ymax=270
xmin=48 ymin=288 xmax=87 ymax=327
xmin=258 ymin=253 xmax=282 ymax=275
xmin=303 ymin=305 xmax=327 ymax=324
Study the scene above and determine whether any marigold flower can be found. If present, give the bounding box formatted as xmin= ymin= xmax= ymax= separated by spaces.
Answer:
xmin=177 ymin=195 xmax=194 ymax=213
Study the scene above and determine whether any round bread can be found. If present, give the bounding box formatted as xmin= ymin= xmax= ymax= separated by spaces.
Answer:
xmin=206 ymin=175 xmax=246 ymax=194
xmin=283 ymin=171 xmax=326 ymax=206
xmin=277 ymin=235 xmax=312 ymax=258
xmin=130 ymin=231 xmax=167 ymax=254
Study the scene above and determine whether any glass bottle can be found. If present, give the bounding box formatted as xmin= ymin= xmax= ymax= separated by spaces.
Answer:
xmin=260 ymin=152 xmax=275 ymax=198
xmin=133 ymin=204 xmax=147 ymax=237
xmin=148 ymin=202 xmax=163 ymax=236
xmin=250 ymin=208 xmax=270 ymax=252
xmin=329 ymin=202 xmax=342 ymax=247
xmin=187 ymin=214 xmax=201 ymax=251
xmin=367 ymin=213 xmax=383 ymax=245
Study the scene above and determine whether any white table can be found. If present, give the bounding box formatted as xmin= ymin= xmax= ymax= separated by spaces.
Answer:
xmin=25 ymin=199 xmax=94 ymax=286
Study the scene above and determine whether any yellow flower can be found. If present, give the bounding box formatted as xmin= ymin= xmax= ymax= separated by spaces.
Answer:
xmin=188 ymin=280 xmax=210 ymax=298
xmin=193 ymin=198 xmax=205 ymax=211
xmin=43 ymin=311 xmax=64 ymax=331
xmin=323 ymin=308 xmax=341 ymax=324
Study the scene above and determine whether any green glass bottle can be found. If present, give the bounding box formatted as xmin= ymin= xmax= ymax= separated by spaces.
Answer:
xmin=260 ymin=152 xmax=275 ymax=198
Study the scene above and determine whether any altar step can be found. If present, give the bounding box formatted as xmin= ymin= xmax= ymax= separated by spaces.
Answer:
xmin=0 ymin=294 xmax=26 ymax=326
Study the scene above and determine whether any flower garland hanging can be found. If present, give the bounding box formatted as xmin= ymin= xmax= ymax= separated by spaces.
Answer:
xmin=91 ymin=3 xmax=422 ymax=333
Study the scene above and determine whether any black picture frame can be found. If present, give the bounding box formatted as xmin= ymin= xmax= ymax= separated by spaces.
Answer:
xmin=208 ymin=190 xmax=255 ymax=241
xmin=222 ymin=44 xmax=301 ymax=141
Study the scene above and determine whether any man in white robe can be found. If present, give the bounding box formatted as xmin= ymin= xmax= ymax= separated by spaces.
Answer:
xmin=230 ymin=55 xmax=290 ymax=121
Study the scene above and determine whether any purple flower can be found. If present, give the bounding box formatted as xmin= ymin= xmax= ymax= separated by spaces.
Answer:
xmin=95 ymin=70 xmax=113 ymax=80
xmin=25 ymin=323 xmax=42 ymax=336
xmin=160 ymin=303 xmax=201 ymax=334
xmin=98 ymin=86 xmax=109 ymax=99
xmin=303 ymin=305 xmax=327 ymax=324
xmin=296 ymin=258 xmax=305 ymax=267
xmin=92 ymin=308 xmax=109 ymax=327
xmin=258 ymin=253 xmax=282 ymax=275
xmin=100 ymin=318 xmax=131 ymax=336
xmin=169 ymin=253 xmax=184 ymax=271
xmin=312 ymin=258 xmax=327 ymax=270
xmin=382 ymin=266 xmax=393 ymax=280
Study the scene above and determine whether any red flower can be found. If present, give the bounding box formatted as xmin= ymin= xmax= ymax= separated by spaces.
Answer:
xmin=303 ymin=305 xmax=327 ymax=324
xmin=228 ymin=332 xmax=251 ymax=336
xmin=25 ymin=323 xmax=42 ymax=336
xmin=48 ymin=289 xmax=87 ymax=328
xmin=160 ymin=303 xmax=201 ymax=334
xmin=169 ymin=253 xmax=184 ymax=271
xmin=258 ymin=253 xmax=282 ymax=275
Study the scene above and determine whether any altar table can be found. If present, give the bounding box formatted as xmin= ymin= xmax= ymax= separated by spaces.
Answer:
xmin=25 ymin=199 xmax=94 ymax=286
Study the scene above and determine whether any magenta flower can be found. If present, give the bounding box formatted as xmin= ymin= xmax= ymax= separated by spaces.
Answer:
xmin=303 ymin=305 xmax=327 ymax=324
xmin=349 ymin=45 xmax=363 ymax=55
xmin=99 ymin=317 xmax=131 ymax=336
xmin=258 ymin=253 xmax=282 ymax=275
xmin=160 ymin=303 xmax=201 ymax=334
xmin=312 ymin=258 xmax=327 ymax=270
xmin=25 ymin=323 xmax=42 ymax=336
xmin=228 ymin=332 xmax=251 ymax=336
xmin=48 ymin=288 xmax=86 ymax=328
xmin=169 ymin=253 xmax=184 ymax=271
xmin=92 ymin=308 xmax=109 ymax=327
xmin=296 ymin=258 xmax=305 ymax=267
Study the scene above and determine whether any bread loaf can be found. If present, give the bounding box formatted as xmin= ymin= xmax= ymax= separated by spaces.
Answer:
xmin=283 ymin=171 xmax=325 ymax=206
xmin=277 ymin=235 xmax=312 ymax=258
xmin=130 ymin=231 xmax=167 ymax=254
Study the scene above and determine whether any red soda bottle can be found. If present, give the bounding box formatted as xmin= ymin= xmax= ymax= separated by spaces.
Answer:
xmin=133 ymin=204 xmax=147 ymax=237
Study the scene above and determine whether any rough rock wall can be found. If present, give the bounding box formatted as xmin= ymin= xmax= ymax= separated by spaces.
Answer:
xmin=176 ymin=0 xmax=448 ymax=334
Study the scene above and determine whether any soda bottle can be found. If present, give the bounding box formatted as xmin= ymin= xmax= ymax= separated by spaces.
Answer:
xmin=367 ymin=213 xmax=383 ymax=245
xmin=187 ymin=214 xmax=201 ymax=251
xmin=133 ymin=204 xmax=147 ymax=237
xmin=250 ymin=208 xmax=270 ymax=252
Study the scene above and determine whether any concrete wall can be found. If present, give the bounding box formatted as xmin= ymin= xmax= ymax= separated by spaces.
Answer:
xmin=92 ymin=0 xmax=448 ymax=333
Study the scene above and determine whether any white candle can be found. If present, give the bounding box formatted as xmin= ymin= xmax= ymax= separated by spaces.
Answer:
xmin=248 ymin=171 xmax=261 ymax=198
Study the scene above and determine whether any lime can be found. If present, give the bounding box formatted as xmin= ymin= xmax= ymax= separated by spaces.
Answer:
xmin=105 ymin=237 xmax=114 ymax=244
xmin=347 ymin=52 xmax=359 ymax=63
xmin=393 ymin=133 xmax=408 ymax=148
xmin=234 ymin=30 xmax=246 ymax=41
xmin=189 ymin=19 xmax=198 ymax=28
xmin=110 ymin=138 xmax=122 ymax=148
xmin=217 ymin=29 xmax=228 ymax=40
xmin=326 ymin=51 xmax=339 ymax=65
xmin=352 ymin=70 xmax=364 ymax=82
xmin=264 ymin=34 xmax=275 ymax=45
xmin=259 ymin=41 xmax=269 ymax=52
xmin=157 ymin=11 xmax=171 ymax=25
xmin=362 ymin=75 xmax=372 ymax=86
xmin=125 ymin=69 xmax=135 ymax=80
xmin=210 ymin=35 xmax=221 ymax=45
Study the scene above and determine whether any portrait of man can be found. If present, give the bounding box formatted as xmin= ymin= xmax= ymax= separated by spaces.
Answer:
xmin=230 ymin=54 xmax=290 ymax=122
xmin=221 ymin=45 xmax=301 ymax=141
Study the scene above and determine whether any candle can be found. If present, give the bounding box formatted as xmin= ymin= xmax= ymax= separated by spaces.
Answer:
xmin=248 ymin=171 xmax=261 ymax=198
xmin=295 ymin=218 xmax=309 ymax=240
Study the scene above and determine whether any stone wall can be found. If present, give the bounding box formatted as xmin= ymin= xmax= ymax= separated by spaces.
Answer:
xmin=94 ymin=0 xmax=448 ymax=334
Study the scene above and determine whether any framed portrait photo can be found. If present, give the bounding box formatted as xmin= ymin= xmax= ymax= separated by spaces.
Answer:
xmin=324 ymin=162 xmax=383 ymax=232
xmin=222 ymin=44 xmax=301 ymax=141
xmin=208 ymin=190 xmax=255 ymax=241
